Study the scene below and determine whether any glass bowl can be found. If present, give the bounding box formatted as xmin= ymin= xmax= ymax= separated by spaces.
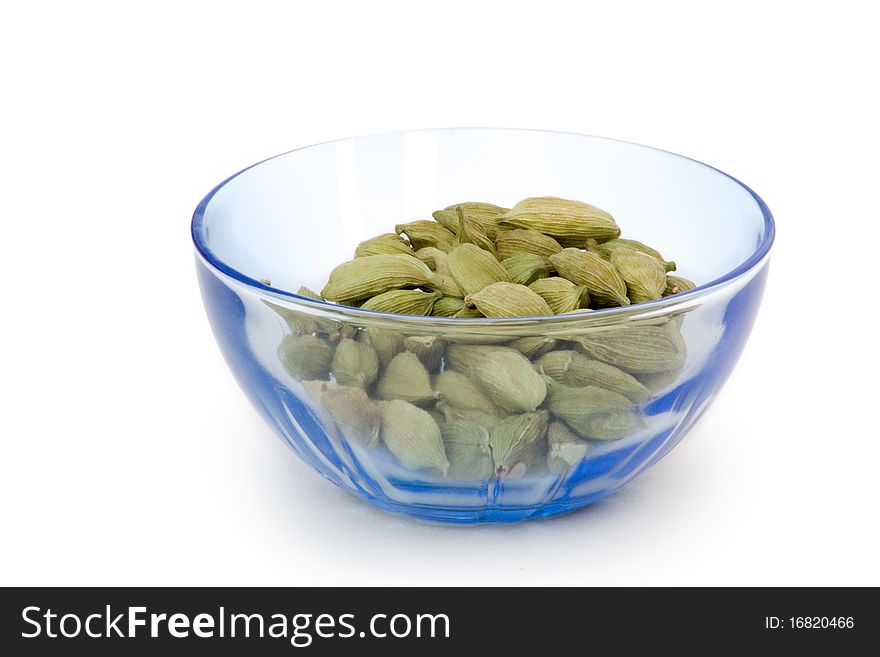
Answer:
xmin=191 ymin=128 xmax=774 ymax=524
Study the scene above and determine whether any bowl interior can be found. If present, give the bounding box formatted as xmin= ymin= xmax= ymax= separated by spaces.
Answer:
xmin=194 ymin=129 xmax=771 ymax=297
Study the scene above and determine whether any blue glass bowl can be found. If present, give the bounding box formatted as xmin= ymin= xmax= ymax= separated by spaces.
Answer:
xmin=192 ymin=128 xmax=774 ymax=524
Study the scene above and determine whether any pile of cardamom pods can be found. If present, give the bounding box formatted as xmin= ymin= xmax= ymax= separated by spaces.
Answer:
xmin=267 ymin=197 xmax=694 ymax=480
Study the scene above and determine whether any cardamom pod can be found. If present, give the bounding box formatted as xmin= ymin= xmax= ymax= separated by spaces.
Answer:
xmin=453 ymin=207 xmax=498 ymax=256
xmin=536 ymin=350 xmax=650 ymax=402
xmin=663 ymin=274 xmax=697 ymax=296
xmin=360 ymin=289 xmax=442 ymax=315
xmin=395 ymin=220 xmax=456 ymax=251
xmin=452 ymin=306 xmax=484 ymax=318
xmin=441 ymin=421 xmax=494 ymax=480
xmin=431 ymin=209 xmax=460 ymax=234
xmin=546 ymin=385 xmax=635 ymax=438
xmin=433 ymin=369 xmax=501 ymax=416
xmin=473 ymin=350 xmax=548 ymax=412
xmin=489 ymin=411 xmax=549 ymax=477
xmin=506 ymin=336 xmax=557 ymax=359
xmin=321 ymin=254 xmax=435 ymax=303
xmin=321 ymin=384 xmax=381 ymax=447
xmin=635 ymin=367 xmax=682 ymax=393
xmin=415 ymin=247 xmax=450 ymax=275
xmin=330 ymin=337 xmax=379 ymax=388
xmin=322 ymin=320 xmax=360 ymax=343
xmin=580 ymin=410 xmax=646 ymax=440
xmin=439 ymin=403 xmax=503 ymax=430
xmin=431 ymin=296 xmax=467 ymax=317
xmin=447 ymin=243 xmax=511 ymax=296
xmin=357 ymin=327 xmax=404 ymax=368
xmin=495 ymin=228 xmax=563 ymax=260
xmin=572 ymin=324 xmax=686 ymax=373
xmin=527 ymin=277 xmax=589 ymax=314
xmin=404 ymin=335 xmax=447 ymax=372
xmin=453 ymin=202 xmax=508 ymax=239
xmin=610 ymin=248 xmax=667 ymax=304
xmin=296 ymin=286 xmax=323 ymax=300
xmin=436 ymin=202 xmax=508 ymax=239
xmin=354 ymin=233 xmax=413 ymax=258
xmin=424 ymin=272 xmax=464 ymax=298
xmin=263 ymin=300 xmax=320 ymax=336
xmin=278 ymin=334 xmax=333 ymax=381
xmin=548 ymin=248 xmax=630 ymax=306
xmin=465 ymin=282 xmax=553 ymax=318
xmin=299 ymin=380 xmax=339 ymax=439
xmin=546 ymin=421 xmax=590 ymax=474
xmin=379 ymin=400 xmax=449 ymax=476
xmin=497 ymin=196 xmax=620 ymax=246
xmin=444 ymin=343 xmax=517 ymax=377
xmin=592 ymin=238 xmax=676 ymax=272
xmin=501 ymin=253 xmax=552 ymax=286
xmin=377 ymin=351 xmax=435 ymax=404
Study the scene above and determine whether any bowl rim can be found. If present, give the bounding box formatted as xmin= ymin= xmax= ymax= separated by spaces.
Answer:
xmin=191 ymin=127 xmax=775 ymax=324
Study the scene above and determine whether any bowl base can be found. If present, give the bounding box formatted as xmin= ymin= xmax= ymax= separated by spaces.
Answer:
xmin=359 ymin=490 xmax=612 ymax=525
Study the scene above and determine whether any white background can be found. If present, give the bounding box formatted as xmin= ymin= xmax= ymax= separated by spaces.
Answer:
xmin=2 ymin=1 xmax=878 ymax=586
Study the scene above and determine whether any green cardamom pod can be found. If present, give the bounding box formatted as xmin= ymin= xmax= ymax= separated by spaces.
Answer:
xmin=404 ymin=335 xmax=447 ymax=372
xmin=395 ymin=220 xmax=456 ymax=251
xmin=424 ymin=272 xmax=464 ymax=298
xmin=546 ymin=421 xmax=590 ymax=474
xmin=330 ymin=338 xmax=379 ymax=388
xmin=354 ymin=233 xmax=413 ymax=258
xmin=634 ymin=368 xmax=682 ymax=393
xmin=527 ymin=277 xmax=589 ymax=314
xmin=440 ymin=202 xmax=508 ymax=239
xmin=489 ymin=411 xmax=549 ymax=477
xmin=415 ymin=246 xmax=450 ymax=275
xmin=501 ymin=253 xmax=552 ymax=286
xmin=453 ymin=207 xmax=498 ymax=256
xmin=360 ymin=289 xmax=442 ymax=315
xmin=379 ymin=400 xmax=449 ymax=476
xmin=441 ymin=421 xmax=494 ymax=480
xmin=377 ymin=352 xmax=435 ymax=404
xmin=465 ymin=282 xmax=553 ymax=318
xmin=663 ymin=274 xmax=696 ymax=296
xmin=431 ymin=209 xmax=460 ymax=234
xmin=546 ymin=385 xmax=635 ymax=438
xmin=263 ymin=300 xmax=320 ymax=336
xmin=473 ymin=350 xmax=547 ymax=412
xmin=495 ymin=228 xmax=563 ymax=260
xmin=321 ymin=254 xmax=435 ymax=303
xmin=452 ymin=306 xmax=484 ymax=318
xmin=444 ymin=343 xmax=517 ymax=377
xmin=322 ymin=320 xmax=360 ymax=344
xmin=439 ymin=403 xmax=503 ymax=430
xmin=537 ymin=350 xmax=650 ymax=402
xmin=278 ymin=334 xmax=333 ymax=381
xmin=609 ymin=248 xmax=667 ymax=303
xmin=321 ymin=384 xmax=382 ymax=448
xmin=357 ymin=327 xmax=404 ymax=368
xmin=431 ymin=296 xmax=467 ymax=317
xmin=506 ymin=336 xmax=557 ymax=359
xmin=548 ymin=248 xmax=630 ymax=306
xmin=447 ymin=243 xmax=511 ymax=296
xmin=433 ymin=369 xmax=501 ymax=416
xmin=572 ymin=324 xmax=686 ymax=373
xmin=456 ymin=202 xmax=508 ymax=238
xmin=296 ymin=286 xmax=323 ymax=300
xmin=580 ymin=410 xmax=646 ymax=440
xmin=497 ymin=196 xmax=620 ymax=246
xmin=591 ymin=238 xmax=676 ymax=272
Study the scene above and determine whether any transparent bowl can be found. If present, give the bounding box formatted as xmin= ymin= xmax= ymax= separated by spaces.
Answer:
xmin=191 ymin=128 xmax=774 ymax=524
